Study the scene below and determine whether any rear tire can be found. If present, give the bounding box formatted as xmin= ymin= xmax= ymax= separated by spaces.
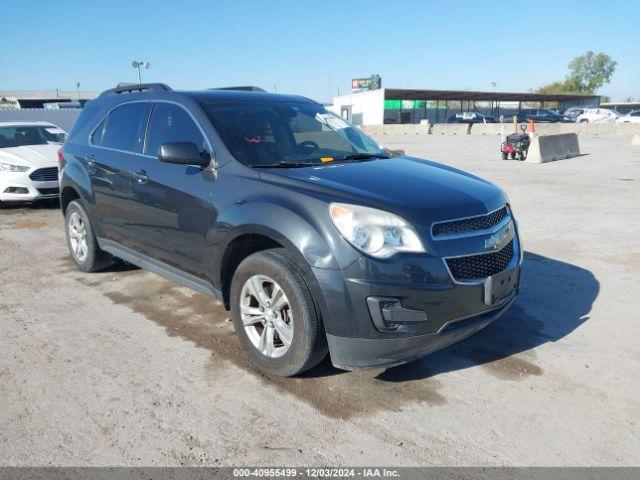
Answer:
xmin=65 ymin=200 xmax=113 ymax=272
xmin=230 ymin=249 xmax=327 ymax=377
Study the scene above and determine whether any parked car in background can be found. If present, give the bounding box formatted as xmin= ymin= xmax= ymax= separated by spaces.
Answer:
xmin=576 ymin=108 xmax=620 ymax=123
xmin=615 ymin=110 xmax=640 ymax=124
xmin=0 ymin=121 xmax=67 ymax=204
xmin=59 ymin=83 xmax=522 ymax=377
xmin=447 ymin=112 xmax=496 ymax=123
xmin=516 ymin=109 xmax=571 ymax=123
xmin=562 ymin=106 xmax=589 ymax=121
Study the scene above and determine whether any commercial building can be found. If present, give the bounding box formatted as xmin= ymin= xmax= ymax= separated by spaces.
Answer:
xmin=600 ymin=101 xmax=640 ymax=114
xmin=0 ymin=90 xmax=99 ymax=109
xmin=327 ymin=87 xmax=600 ymax=125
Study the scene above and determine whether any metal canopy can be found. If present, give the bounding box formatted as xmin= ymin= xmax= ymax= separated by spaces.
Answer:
xmin=384 ymin=88 xmax=597 ymax=103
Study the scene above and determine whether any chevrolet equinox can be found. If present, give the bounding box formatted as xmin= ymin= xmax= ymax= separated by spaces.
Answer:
xmin=59 ymin=83 xmax=522 ymax=377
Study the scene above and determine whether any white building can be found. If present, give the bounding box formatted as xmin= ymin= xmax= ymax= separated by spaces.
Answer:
xmin=327 ymin=88 xmax=599 ymax=126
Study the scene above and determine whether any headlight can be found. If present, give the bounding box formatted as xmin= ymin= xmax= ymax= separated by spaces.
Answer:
xmin=0 ymin=162 xmax=29 ymax=172
xmin=329 ymin=203 xmax=425 ymax=258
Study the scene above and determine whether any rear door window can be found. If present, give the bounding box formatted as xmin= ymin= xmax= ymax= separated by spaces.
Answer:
xmin=96 ymin=102 xmax=147 ymax=152
xmin=144 ymin=103 xmax=205 ymax=156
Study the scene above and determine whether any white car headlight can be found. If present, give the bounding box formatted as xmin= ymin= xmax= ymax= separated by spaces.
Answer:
xmin=329 ymin=203 xmax=425 ymax=259
xmin=0 ymin=162 xmax=29 ymax=173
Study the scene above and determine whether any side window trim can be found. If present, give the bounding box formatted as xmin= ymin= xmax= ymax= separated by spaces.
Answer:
xmin=142 ymin=103 xmax=156 ymax=156
xmin=87 ymin=99 xmax=214 ymax=163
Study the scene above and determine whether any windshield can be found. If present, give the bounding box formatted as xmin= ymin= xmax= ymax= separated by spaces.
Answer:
xmin=201 ymin=101 xmax=385 ymax=167
xmin=0 ymin=126 xmax=67 ymax=148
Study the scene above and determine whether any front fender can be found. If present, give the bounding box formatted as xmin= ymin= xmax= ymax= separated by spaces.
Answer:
xmin=214 ymin=200 xmax=359 ymax=273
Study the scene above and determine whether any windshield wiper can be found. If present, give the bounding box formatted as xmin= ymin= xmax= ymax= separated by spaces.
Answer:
xmin=335 ymin=153 xmax=390 ymax=162
xmin=253 ymin=161 xmax=319 ymax=169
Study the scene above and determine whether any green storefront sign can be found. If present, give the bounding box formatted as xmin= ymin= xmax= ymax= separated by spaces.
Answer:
xmin=384 ymin=99 xmax=447 ymax=109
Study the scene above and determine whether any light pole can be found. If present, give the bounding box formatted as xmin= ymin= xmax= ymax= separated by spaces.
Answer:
xmin=132 ymin=61 xmax=150 ymax=84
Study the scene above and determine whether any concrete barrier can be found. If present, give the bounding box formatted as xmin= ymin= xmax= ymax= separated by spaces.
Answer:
xmin=631 ymin=134 xmax=640 ymax=147
xmin=470 ymin=124 xmax=507 ymax=136
xmin=361 ymin=122 xmax=638 ymax=138
xmin=360 ymin=124 xmax=430 ymax=135
xmin=526 ymin=133 xmax=580 ymax=163
xmin=616 ymin=123 xmax=640 ymax=136
xmin=0 ymin=108 xmax=81 ymax=132
xmin=431 ymin=124 xmax=470 ymax=135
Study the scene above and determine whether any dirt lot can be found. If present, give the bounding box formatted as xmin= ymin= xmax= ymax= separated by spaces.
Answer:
xmin=1 ymin=135 xmax=638 ymax=466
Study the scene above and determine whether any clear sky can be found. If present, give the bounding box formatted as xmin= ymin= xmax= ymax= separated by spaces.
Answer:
xmin=2 ymin=0 xmax=638 ymax=102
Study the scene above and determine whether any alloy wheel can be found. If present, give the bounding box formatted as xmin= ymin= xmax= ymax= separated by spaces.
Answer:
xmin=68 ymin=211 xmax=88 ymax=262
xmin=239 ymin=274 xmax=293 ymax=358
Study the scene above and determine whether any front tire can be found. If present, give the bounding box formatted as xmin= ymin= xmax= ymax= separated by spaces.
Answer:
xmin=65 ymin=200 xmax=113 ymax=272
xmin=230 ymin=249 xmax=327 ymax=377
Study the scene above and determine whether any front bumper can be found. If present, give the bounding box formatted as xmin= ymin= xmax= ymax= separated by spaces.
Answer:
xmin=313 ymin=230 xmax=523 ymax=370
xmin=0 ymin=171 xmax=59 ymax=202
xmin=327 ymin=297 xmax=516 ymax=370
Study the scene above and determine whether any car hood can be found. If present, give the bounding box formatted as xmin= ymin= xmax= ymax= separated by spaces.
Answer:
xmin=0 ymin=144 xmax=60 ymax=168
xmin=259 ymin=156 xmax=507 ymax=223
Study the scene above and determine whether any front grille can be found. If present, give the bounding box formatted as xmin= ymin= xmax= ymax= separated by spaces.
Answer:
xmin=37 ymin=187 xmax=60 ymax=196
xmin=446 ymin=240 xmax=514 ymax=281
xmin=29 ymin=167 xmax=58 ymax=182
xmin=433 ymin=206 xmax=509 ymax=237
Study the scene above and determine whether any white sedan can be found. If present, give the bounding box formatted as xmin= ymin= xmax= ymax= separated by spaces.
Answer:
xmin=615 ymin=110 xmax=640 ymax=124
xmin=0 ymin=121 xmax=67 ymax=204
xmin=576 ymin=108 xmax=620 ymax=123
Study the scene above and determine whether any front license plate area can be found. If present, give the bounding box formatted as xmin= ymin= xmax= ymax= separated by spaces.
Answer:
xmin=483 ymin=267 xmax=519 ymax=306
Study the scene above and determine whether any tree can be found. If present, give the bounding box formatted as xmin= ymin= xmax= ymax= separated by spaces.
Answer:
xmin=536 ymin=51 xmax=617 ymax=95
xmin=536 ymin=81 xmax=567 ymax=95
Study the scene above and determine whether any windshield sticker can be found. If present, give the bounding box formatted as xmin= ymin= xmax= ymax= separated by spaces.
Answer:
xmin=315 ymin=113 xmax=350 ymax=131
xmin=244 ymin=136 xmax=262 ymax=143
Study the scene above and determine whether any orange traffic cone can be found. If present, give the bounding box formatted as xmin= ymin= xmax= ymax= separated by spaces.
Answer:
xmin=529 ymin=119 xmax=536 ymax=136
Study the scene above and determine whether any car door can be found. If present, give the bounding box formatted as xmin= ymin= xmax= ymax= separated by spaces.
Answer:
xmin=536 ymin=110 xmax=550 ymax=122
xmin=128 ymin=101 xmax=215 ymax=279
xmin=520 ymin=110 xmax=534 ymax=122
xmin=88 ymin=102 xmax=149 ymax=247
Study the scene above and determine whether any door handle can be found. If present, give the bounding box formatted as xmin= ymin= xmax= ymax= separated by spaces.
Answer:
xmin=132 ymin=169 xmax=148 ymax=183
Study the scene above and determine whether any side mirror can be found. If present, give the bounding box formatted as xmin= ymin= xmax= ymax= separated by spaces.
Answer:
xmin=158 ymin=142 xmax=210 ymax=167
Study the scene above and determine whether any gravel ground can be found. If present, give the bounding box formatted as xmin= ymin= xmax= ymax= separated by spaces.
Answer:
xmin=1 ymin=135 xmax=638 ymax=466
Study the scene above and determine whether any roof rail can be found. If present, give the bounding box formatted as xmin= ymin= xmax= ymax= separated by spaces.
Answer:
xmin=209 ymin=86 xmax=267 ymax=92
xmin=99 ymin=83 xmax=173 ymax=97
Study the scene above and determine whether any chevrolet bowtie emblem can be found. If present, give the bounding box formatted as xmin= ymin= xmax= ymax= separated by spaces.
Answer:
xmin=485 ymin=222 xmax=511 ymax=251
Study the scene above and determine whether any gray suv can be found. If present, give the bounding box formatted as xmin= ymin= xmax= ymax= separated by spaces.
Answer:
xmin=59 ymin=83 xmax=522 ymax=377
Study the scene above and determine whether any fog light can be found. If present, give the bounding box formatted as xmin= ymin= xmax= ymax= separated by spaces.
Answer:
xmin=4 ymin=187 xmax=29 ymax=194
xmin=367 ymin=296 xmax=428 ymax=332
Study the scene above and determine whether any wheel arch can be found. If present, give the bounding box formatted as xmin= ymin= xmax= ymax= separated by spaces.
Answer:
xmin=217 ymin=226 xmax=315 ymax=306
xmin=60 ymin=185 xmax=81 ymax=214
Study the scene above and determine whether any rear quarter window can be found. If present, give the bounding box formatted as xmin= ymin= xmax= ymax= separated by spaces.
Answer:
xmin=67 ymin=104 xmax=101 ymax=141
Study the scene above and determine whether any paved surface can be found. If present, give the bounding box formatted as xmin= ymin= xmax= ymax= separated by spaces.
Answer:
xmin=1 ymin=136 xmax=638 ymax=466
